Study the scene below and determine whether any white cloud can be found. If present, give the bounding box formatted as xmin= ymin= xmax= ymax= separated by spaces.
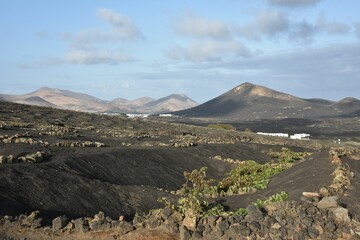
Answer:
xmin=289 ymin=15 xmax=350 ymax=44
xmin=355 ymin=22 xmax=360 ymax=40
xmin=268 ymin=0 xmax=321 ymax=7
xmin=64 ymin=49 xmax=134 ymax=65
xmin=237 ymin=10 xmax=289 ymax=39
xmin=175 ymin=13 xmax=231 ymax=39
xmin=20 ymin=8 xmax=143 ymax=67
xmin=96 ymin=8 xmax=143 ymax=41
xmin=289 ymin=20 xmax=316 ymax=44
xmin=316 ymin=14 xmax=350 ymax=35
xmin=166 ymin=40 xmax=250 ymax=62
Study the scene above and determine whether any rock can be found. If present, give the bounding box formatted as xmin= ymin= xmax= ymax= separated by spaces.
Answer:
xmin=229 ymin=223 xmax=240 ymax=235
xmin=114 ymin=221 xmax=134 ymax=235
xmin=167 ymin=211 xmax=183 ymax=224
xmin=160 ymin=208 xmax=172 ymax=221
xmin=192 ymin=230 xmax=202 ymax=239
xmin=316 ymin=196 xmax=338 ymax=209
xmin=301 ymin=216 xmax=313 ymax=228
xmin=307 ymin=226 xmax=319 ymax=238
xmin=205 ymin=215 xmax=217 ymax=226
xmin=179 ymin=225 xmax=191 ymax=240
xmin=302 ymin=192 xmax=320 ymax=198
xmin=325 ymin=221 xmax=337 ymax=232
xmin=264 ymin=203 xmax=278 ymax=213
xmin=88 ymin=218 xmax=109 ymax=231
xmin=320 ymin=186 xmax=330 ymax=196
xmin=148 ymin=218 xmax=161 ymax=229
xmin=330 ymin=207 xmax=351 ymax=224
xmin=239 ymin=222 xmax=251 ymax=237
xmin=20 ymin=211 xmax=42 ymax=229
xmin=306 ymin=206 xmax=318 ymax=215
xmin=246 ymin=205 xmax=263 ymax=221
xmin=52 ymin=215 xmax=68 ymax=231
xmin=263 ymin=216 xmax=275 ymax=227
xmin=314 ymin=224 xmax=324 ymax=235
xmin=162 ymin=222 xmax=179 ymax=234
xmin=202 ymin=224 xmax=213 ymax=237
xmin=271 ymin=223 xmax=281 ymax=229
xmin=73 ymin=217 xmax=89 ymax=232
xmin=249 ymin=221 xmax=261 ymax=232
xmin=216 ymin=219 xmax=229 ymax=232
xmin=182 ymin=209 xmax=197 ymax=231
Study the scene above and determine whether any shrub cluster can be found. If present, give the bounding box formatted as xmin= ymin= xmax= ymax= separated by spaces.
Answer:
xmin=208 ymin=123 xmax=236 ymax=131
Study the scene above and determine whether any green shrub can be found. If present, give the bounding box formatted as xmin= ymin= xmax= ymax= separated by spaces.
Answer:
xmin=254 ymin=191 xmax=289 ymax=209
xmin=208 ymin=123 xmax=236 ymax=131
xmin=219 ymin=160 xmax=286 ymax=193
xmin=269 ymin=147 xmax=310 ymax=163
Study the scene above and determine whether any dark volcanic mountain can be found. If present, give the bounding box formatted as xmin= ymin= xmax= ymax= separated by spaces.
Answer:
xmin=0 ymin=88 xmax=198 ymax=114
xmin=174 ymin=82 xmax=360 ymax=120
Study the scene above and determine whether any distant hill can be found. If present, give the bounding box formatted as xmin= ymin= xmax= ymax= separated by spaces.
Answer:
xmin=0 ymin=88 xmax=198 ymax=114
xmin=173 ymin=82 xmax=360 ymax=120
xmin=140 ymin=94 xmax=198 ymax=114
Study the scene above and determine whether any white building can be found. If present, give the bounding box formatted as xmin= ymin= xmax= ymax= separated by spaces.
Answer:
xmin=290 ymin=133 xmax=310 ymax=140
xmin=159 ymin=114 xmax=173 ymax=117
xmin=256 ymin=132 xmax=289 ymax=138
xmin=126 ymin=114 xmax=149 ymax=118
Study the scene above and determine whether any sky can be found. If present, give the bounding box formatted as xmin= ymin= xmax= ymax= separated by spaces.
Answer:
xmin=1 ymin=0 xmax=360 ymax=103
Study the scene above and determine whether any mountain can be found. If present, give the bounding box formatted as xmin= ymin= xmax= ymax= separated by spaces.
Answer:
xmin=139 ymin=94 xmax=198 ymax=114
xmin=0 ymin=88 xmax=198 ymax=114
xmin=173 ymin=82 xmax=360 ymax=120
xmin=109 ymin=96 xmax=156 ymax=112
xmin=0 ymin=87 xmax=107 ymax=112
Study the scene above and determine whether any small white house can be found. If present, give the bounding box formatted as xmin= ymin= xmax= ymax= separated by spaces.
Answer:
xmin=256 ymin=132 xmax=289 ymax=138
xmin=126 ymin=113 xmax=149 ymax=118
xmin=159 ymin=114 xmax=173 ymax=117
xmin=290 ymin=133 xmax=310 ymax=140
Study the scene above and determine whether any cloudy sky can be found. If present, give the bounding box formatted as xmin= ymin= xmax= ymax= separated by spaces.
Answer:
xmin=1 ymin=0 xmax=359 ymax=103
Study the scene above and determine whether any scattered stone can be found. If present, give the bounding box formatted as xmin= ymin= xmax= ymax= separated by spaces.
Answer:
xmin=330 ymin=207 xmax=351 ymax=224
xmin=160 ymin=208 xmax=172 ymax=221
xmin=20 ymin=211 xmax=42 ymax=229
xmin=249 ymin=221 xmax=261 ymax=232
xmin=88 ymin=212 xmax=109 ymax=232
xmin=179 ymin=225 xmax=191 ymax=240
xmin=113 ymin=221 xmax=134 ymax=235
xmin=246 ymin=205 xmax=263 ymax=221
xmin=307 ymin=226 xmax=319 ymax=238
xmin=319 ymin=187 xmax=330 ymax=197
xmin=52 ymin=215 xmax=68 ymax=231
xmin=325 ymin=221 xmax=337 ymax=232
xmin=182 ymin=209 xmax=197 ymax=231
xmin=302 ymin=192 xmax=320 ymax=198
xmin=163 ymin=222 xmax=179 ymax=234
xmin=216 ymin=219 xmax=229 ymax=232
xmin=264 ymin=203 xmax=278 ymax=213
xmin=73 ymin=217 xmax=89 ymax=232
xmin=167 ymin=211 xmax=183 ymax=224
xmin=316 ymin=196 xmax=338 ymax=209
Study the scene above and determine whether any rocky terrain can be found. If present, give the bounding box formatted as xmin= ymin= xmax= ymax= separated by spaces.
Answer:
xmin=0 ymin=101 xmax=360 ymax=239
xmin=0 ymin=87 xmax=198 ymax=114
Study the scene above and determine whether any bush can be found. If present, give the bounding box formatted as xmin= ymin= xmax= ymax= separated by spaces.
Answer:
xmin=269 ymin=147 xmax=310 ymax=163
xmin=208 ymin=123 xmax=236 ymax=131
xmin=219 ymin=160 xmax=285 ymax=193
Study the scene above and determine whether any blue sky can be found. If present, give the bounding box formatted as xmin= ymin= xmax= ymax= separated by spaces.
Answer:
xmin=1 ymin=0 xmax=359 ymax=103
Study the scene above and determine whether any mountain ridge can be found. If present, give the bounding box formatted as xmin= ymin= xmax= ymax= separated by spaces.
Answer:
xmin=0 ymin=88 xmax=198 ymax=114
xmin=173 ymin=82 xmax=360 ymax=120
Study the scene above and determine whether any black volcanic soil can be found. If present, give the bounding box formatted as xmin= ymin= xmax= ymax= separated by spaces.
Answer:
xmin=0 ymin=101 xmax=359 ymax=238
xmin=0 ymin=101 xmax=313 ymax=221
